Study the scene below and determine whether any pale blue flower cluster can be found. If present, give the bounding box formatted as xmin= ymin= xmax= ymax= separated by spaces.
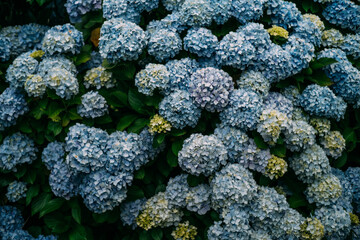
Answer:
xmin=340 ymin=33 xmax=360 ymax=60
xmin=184 ymin=28 xmax=218 ymax=57
xmin=120 ymin=198 xmax=146 ymax=229
xmin=178 ymin=0 xmax=214 ymax=27
xmin=322 ymin=0 xmax=360 ymax=31
xmin=178 ymin=133 xmax=227 ymax=176
xmin=41 ymin=141 xmax=66 ymax=170
xmin=147 ymin=28 xmax=182 ymax=62
xmin=185 ymin=184 xmax=211 ymax=215
xmin=6 ymin=52 xmax=39 ymax=88
xmin=0 ymin=36 xmax=11 ymax=62
xmin=165 ymin=58 xmax=199 ymax=91
xmin=165 ymin=174 xmax=189 ymax=208
xmin=345 ymin=167 xmax=360 ymax=213
xmin=77 ymin=91 xmax=108 ymax=118
xmin=237 ymin=71 xmax=270 ymax=97
xmin=99 ymin=18 xmax=148 ymax=63
xmin=297 ymin=84 xmax=347 ymax=121
xmin=189 ymin=67 xmax=234 ymax=112
xmin=332 ymin=168 xmax=353 ymax=212
xmin=65 ymin=0 xmax=102 ymax=23
xmin=41 ymin=24 xmax=84 ymax=56
xmin=6 ymin=181 xmax=27 ymax=202
xmin=0 ymin=88 xmax=29 ymax=131
xmin=0 ymin=133 xmax=37 ymax=172
xmin=135 ymin=63 xmax=170 ymax=96
xmin=266 ymin=0 xmax=302 ymax=29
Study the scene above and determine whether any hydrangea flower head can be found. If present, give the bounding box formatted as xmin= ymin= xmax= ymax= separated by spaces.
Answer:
xmin=264 ymin=155 xmax=288 ymax=180
xmin=172 ymin=222 xmax=197 ymax=240
xmin=322 ymin=29 xmax=344 ymax=47
xmin=6 ymin=181 xmax=27 ymax=202
xmin=49 ymin=162 xmax=80 ymax=200
xmin=147 ymin=28 xmax=182 ymax=62
xmin=120 ymin=198 xmax=146 ymax=229
xmin=149 ymin=114 xmax=171 ymax=134
xmin=184 ymin=28 xmax=218 ymax=57
xmin=300 ymin=218 xmax=325 ymax=240
xmin=284 ymin=120 xmax=316 ymax=152
xmin=267 ymin=25 xmax=289 ymax=38
xmin=0 ymin=36 xmax=11 ymax=62
xmin=257 ymin=109 xmax=289 ymax=145
xmin=237 ymin=71 xmax=270 ymax=97
xmin=65 ymin=0 xmax=102 ymax=23
xmin=77 ymin=91 xmax=108 ymax=118
xmin=185 ymin=184 xmax=211 ymax=215
xmin=135 ymin=63 xmax=170 ymax=96
xmin=179 ymin=0 xmax=214 ymax=27
xmin=42 ymin=141 xmax=65 ymax=171
xmin=84 ymin=66 xmax=114 ymax=89
xmin=320 ymin=131 xmax=346 ymax=159
xmin=24 ymin=74 xmax=46 ymax=97
xmin=165 ymin=174 xmax=190 ymax=208
xmin=165 ymin=58 xmax=199 ymax=91
xmin=0 ymin=205 xmax=24 ymax=236
xmin=305 ymin=174 xmax=342 ymax=206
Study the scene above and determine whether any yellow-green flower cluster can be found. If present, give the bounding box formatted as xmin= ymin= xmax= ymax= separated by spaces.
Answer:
xmin=264 ymin=155 xmax=288 ymax=179
xmin=171 ymin=222 xmax=197 ymax=240
xmin=300 ymin=218 xmax=325 ymax=240
xmin=84 ymin=66 xmax=114 ymax=89
xmin=29 ymin=50 xmax=45 ymax=59
xmin=309 ymin=117 xmax=331 ymax=137
xmin=320 ymin=130 xmax=346 ymax=159
xmin=149 ymin=114 xmax=172 ymax=134
xmin=350 ymin=213 xmax=360 ymax=225
xmin=322 ymin=29 xmax=344 ymax=47
xmin=303 ymin=14 xmax=325 ymax=31
xmin=267 ymin=25 xmax=289 ymax=39
xmin=257 ymin=109 xmax=289 ymax=145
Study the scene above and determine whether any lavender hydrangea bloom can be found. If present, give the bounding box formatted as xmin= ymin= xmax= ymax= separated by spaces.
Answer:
xmin=237 ymin=71 xmax=270 ymax=97
xmin=147 ymin=28 xmax=182 ymax=62
xmin=0 ymin=36 xmax=11 ymax=62
xmin=49 ymin=162 xmax=80 ymax=200
xmin=79 ymin=170 xmax=131 ymax=213
xmin=289 ymin=144 xmax=331 ymax=184
xmin=0 ymin=88 xmax=29 ymax=131
xmin=211 ymin=164 xmax=258 ymax=210
xmin=99 ymin=18 xmax=148 ymax=63
xmin=120 ymin=198 xmax=146 ymax=229
xmin=189 ymin=67 xmax=234 ymax=112
xmin=65 ymin=123 xmax=109 ymax=173
xmin=65 ymin=0 xmax=102 ymax=23
xmin=6 ymin=52 xmax=39 ymax=88
xmin=216 ymin=31 xmax=256 ymax=70
xmin=266 ymin=0 xmax=303 ymax=29
xmin=184 ymin=28 xmax=218 ymax=57
xmin=165 ymin=58 xmax=199 ymax=91
xmin=298 ymin=84 xmax=347 ymax=121
xmin=42 ymin=141 xmax=65 ymax=171
xmin=219 ymin=89 xmax=263 ymax=131
xmin=77 ymin=91 xmax=108 ymax=118
xmin=322 ymin=0 xmax=360 ymax=32
xmin=41 ymin=24 xmax=84 ymax=56
xmin=230 ymin=0 xmax=264 ymax=24
xmin=314 ymin=205 xmax=351 ymax=240
xmin=0 ymin=133 xmax=37 ymax=172
xmin=165 ymin=174 xmax=190 ymax=208
xmin=0 ymin=205 xmax=24 ymax=236
xmin=159 ymin=90 xmax=201 ymax=129
xmin=135 ymin=64 xmax=170 ymax=96
xmin=178 ymin=133 xmax=228 ymax=176
xmin=6 ymin=181 xmax=27 ymax=202
xmin=179 ymin=0 xmax=214 ymax=27
xmin=186 ymin=184 xmax=211 ymax=215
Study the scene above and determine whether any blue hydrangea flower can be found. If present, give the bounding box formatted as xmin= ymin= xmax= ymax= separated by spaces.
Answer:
xmin=230 ymin=0 xmax=265 ymax=24
xmin=179 ymin=134 xmax=227 ymax=176
xmin=79 ymin=51 xmax=103 ymax=72
xmin=237 ymin=71 xmax=270 ymax=97
xmin=24 ymin=74 xmax=46 ymax=97
xmin=49 ymin=162 xmax=81 ymax=200
xmin=36 ymin=235 xmax=58 ymax=240
xmin=42 ymin=141 xmax=65 ymax=171
xmin=345 ymin=167 xmax=360 ymax=212
xmin=102 ymin=0 xmax=141 ymax=23
xmin=239 ymin=142 xmax=270 ymax=173
xmin=208 ymin=220 xmax=251 ymax=240
xmin=293 ymin=19 xmax=322 ymax=47
xmin=322 ymin=0 xmax=360 ymax=32
xmin=165 ymin=58 xmax=199 ymax=92
xmin=135 ymin=63 xmax=170 ymax=96
xmin=340 ymin=33 xmax=360 ymax=60
xmin=185 ymin=184 xmax=211 ymax=215
xmin=189 ymin=67 xmax=234 ymax=112
xmin=264 ymin=92 xmax=294 ymax=118
xmin=298 ymin=84 xmax=347 ymax=121
xmin=276 ymin=208 xmax=304 ymax=239
xmin=2 ymin=230 xmax=34 ymax=240
xmin=305 ymin=174 xmax=342 ymax=207
xmin=38 ymin=57 xmax=77 ymax=77
xmin=6 ymin=181 xmax=27 ymax=202
xmin=320 ymin=131 xmax=346 ymax=159
xmin=0 ymin=133 xmax=37 ymax=172
xmin=0 ymin=26 xmax=23 ymax=57
xmin=120 ymin=198 xmax=146 ymax=229
xmin=147 ymin=28 xmax=182 ymax=62
xmin=289 ymin=144 xmax=331 ymax=184
xmin=99 ymin=18 xmax=148 ymax=63
xmin=44 ymin=67 xmax=79 ymax=100
xmin=41 ymin=24 xmax=84 ymax=56
xmin=331 ymin=70 xmax=360 ymax=108
xmin=83 ymin=66 xmax=114 ymax=89
xmin=219 ymin=89 xmax=263 ymax=131
xmin=238 ymin=23 xmax=272 ymax=58
xmin=6 ymin=52 xmax=39 ymax=88
xmin=147 ymin=12 xmax=186 ymax=34
xmin=65 ymin=0 xmax=102 ymax=23
xmin=332 ymin=168 xmax=353 ymax=212
xmin=0 ymin=205 xmax=24 ymax=236
xmin=77 ymin=91 xmax=108 ymax=118
xmin=138 ymin=128 xmax=164 ymax=167
xmin=0 ymin=88 xmax=29 ymax=131
xmin=266 ymin=0 xmax=303 ymax=29
xmin=79 ymin=170 xmax=131 ymax=213
xmin=179 ymin=0 xmax=214 ymax=27
xmin=314 ymin=205 xmax=351 ymax=240
xmin=211 ymin=0 xmax=232 ymax=24
xmin=159 ymin=90 xmax=201 ymax=129
xmin=257 ymin=109 xmax=289 ymax=145
xmin=165 ymin=174 xmax=190 ymax=208
xmin=322 ymin=29 xmax=344 ymax=48
xmin=0 ymin=36 xmax=11 ymax=62
xmin=284 ymin=120 xmax=316 ymax=152
xmin=211 ymin=164 xmax=258 ymax=210
xmin=184 ymin=28 xmax=218 ymax=58
xmin=65 ymin=123 xmax=109 ymax=173
xmin=216 ymin=31 xmax=256 ymax=70
xmin=162 ymin=0 xmax=184 ymax=11
xmin=129 ymin=0 xmax=159 ymax=12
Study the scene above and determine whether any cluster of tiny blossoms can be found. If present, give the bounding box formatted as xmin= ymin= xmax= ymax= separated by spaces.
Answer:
xmin=1 ymin=0 xmax=360 ymax=238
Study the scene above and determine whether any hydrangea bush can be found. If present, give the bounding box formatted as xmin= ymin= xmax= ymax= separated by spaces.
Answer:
xmin=0 ymin=0 xmax=360 ymax=239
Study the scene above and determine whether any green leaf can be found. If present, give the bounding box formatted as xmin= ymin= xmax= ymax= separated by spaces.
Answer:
xmin=26 ymin=185 xmax=40 ymax=206
xmin=48 ymin=121 xmax=62 ymax=136
xmin=128 ymin=88 xmax=147 ymax=114
xmin=19 ymin=121 xmax=32 ymax=133
xmin=71 ymin=201 xmax=82 ymax=224
xmin=69 ymin=224 xmax=87 ymax=240
xmin=14 ymin=167 xmax=27 ymax=179
xmin=343 ymin=128 xmax=357 ymax=152
xmin=134 ymin=168 xmax=145 ymax=180
xmin=117 ymin=114 xmax=138 ymax=131
xmin=302 ymin=0 xmax=311 ymax=11
xmin=24 ymin=169 xmax=37 ymax=184
xmin=102 ymin=59 xmax=117 ymax=70
xmin=44 ymin=214 xmax=70 ymax=233
xmin=210 ymin=211 xmax=220 ymax=221
xmin=151 ymin=229 xmax=163 ymax=240
xmin=166 ymin=150 xmax=178 ymax=167
xmin=307 ymin=70 xmax=333 ymax=86
xmin=333 ymin=152 xmax=347 ymax=168
xmin=127 ymin=118 xmax=149 ymax=133
xmin=47 ymin=102 xmax=65 ymax=121
xmin=111 ymin=90 xmax=128 ymax=106
xmin=127 ymin=185 xmax=145 ymax=200
xmin=139 ymin=231 xmax=151 ymax=240
xmin=259 ymin=175 xmax=271 ymax=186
xmin=75 ymin=52 xmax=92 ymax=66
xmin=172 ymin=140 xmax=184 ymax=156
xmin=187 ymin=175 xmax=201 ymax=187
xmin=95 ymin=115 xmax=112 ymax=125
xmin=171 ymin=129 xmax=187 ymax=137
xmin=68 ymin=108 xmax=82 ymax=120
xmin=270 ymin=144 xmax=287 ymax=158
xmin=155 ymin=133 xmax=165 ymax=145
xmin=36 ymin=0 xmax=47 ymax=6
xmin=31 ymin=193 xmax=52 ymax=216
xmin=39 ymin=198 xmax=65 ymax=218
xmin=288 ymin=194 xmax=307 ymax=208
xmin=310 ymin=58 xmax=337 ymax=70
xmin=253 ymin=133 xmax=268 ymax=149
